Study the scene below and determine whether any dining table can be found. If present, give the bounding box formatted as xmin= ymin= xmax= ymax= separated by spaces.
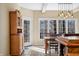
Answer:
xmin=44 ymin=36 xmax=79 ymax=56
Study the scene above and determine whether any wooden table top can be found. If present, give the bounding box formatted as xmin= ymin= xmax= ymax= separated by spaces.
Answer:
xmin=44 ymin=36 xmax=79 ymax=47
xmin=56 ymin=36 xmax=79 ymax=47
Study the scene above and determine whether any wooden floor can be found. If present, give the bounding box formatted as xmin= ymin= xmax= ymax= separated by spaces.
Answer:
xmin=22 ymin=45 xmax=58 ymax=56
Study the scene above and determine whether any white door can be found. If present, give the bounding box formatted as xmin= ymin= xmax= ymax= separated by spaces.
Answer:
xmin=23 ymin=17 xmax=32 ymax=46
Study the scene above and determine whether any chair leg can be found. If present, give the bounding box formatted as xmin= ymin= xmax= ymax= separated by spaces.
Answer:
xmin=55 ymin=48 xmax=58 ymax=53
xmin=49 ymin=48 xmax=51 ymax=56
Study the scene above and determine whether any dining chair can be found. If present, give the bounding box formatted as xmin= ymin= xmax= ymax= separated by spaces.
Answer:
xmin=48 ymin=33 xmax=64 ymax=56
xmin=48 ymin=37 xmax=58 ymax=56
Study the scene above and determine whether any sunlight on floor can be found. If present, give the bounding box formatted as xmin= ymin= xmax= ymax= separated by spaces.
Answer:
xmin=28 ymin=46 xmax=45 ymax=53
xmin=23 ymin=46 xmax=57 ymax=56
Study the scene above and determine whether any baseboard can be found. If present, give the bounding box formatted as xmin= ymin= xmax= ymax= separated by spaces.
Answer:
xmin=0 ymin=52 xmax=10 ymax=56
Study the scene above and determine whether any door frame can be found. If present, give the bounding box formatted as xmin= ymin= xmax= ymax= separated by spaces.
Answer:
xmin=22 ymin=17 xmax=33 ymax=46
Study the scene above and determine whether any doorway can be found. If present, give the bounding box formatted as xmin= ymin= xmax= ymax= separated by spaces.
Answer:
xmin=23 ymin=17 xmax=32 ymax=46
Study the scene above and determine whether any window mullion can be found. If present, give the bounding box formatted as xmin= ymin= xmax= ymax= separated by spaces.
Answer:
xmin=47 ymin=20 xmax=50 ymax=33
xmin=57 ymin=20 xmax=59 ymax=34
xmin=65 ymin=20 xmax=68 ymax=34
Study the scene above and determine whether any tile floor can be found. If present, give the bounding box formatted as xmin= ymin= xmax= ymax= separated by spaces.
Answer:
xmin=22 ymin=45 xmax=58 ymax=56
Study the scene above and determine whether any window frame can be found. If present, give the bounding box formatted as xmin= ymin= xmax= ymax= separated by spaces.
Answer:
xmin=39 ymin=17 xmax=76 ymax=39
xmin=39 ymin=17 xmax=57 ymax=39
xmin=58 ymin=20 xmax=66 ymax=34
xmin=66 ymin=18 xmax=76 ymax=34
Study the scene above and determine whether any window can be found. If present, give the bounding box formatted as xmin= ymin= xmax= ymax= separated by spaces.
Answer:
xmin=40 ymin=19 xmax=57 ymax=39
xmin=68 ymin=20 xmax=75 ymax=34
xmin=58 ymin=20 xmax=65 ymax=34
xmin=40 ymin=18 xmax=75 ymax=39
xmin=49 ymin=20 xmax=56 ymax=34
xmin=40 ymin=20 xmax=48 ymax=39
xmin=24 ymin=20 xmax=30 ymax=42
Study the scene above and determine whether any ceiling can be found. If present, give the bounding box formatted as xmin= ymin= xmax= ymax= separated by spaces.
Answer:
xmin=18 ymin=3 xmax=79 ymax=13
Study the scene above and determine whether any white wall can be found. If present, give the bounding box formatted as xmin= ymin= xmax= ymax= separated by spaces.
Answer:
xmin=0 ymin=4 xmax=9 ymax=55
xmin=0 ymin=3 xmax=22 ymax=56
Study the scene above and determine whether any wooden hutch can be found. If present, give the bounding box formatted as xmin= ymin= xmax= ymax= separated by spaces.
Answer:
xmin=9 ymin=10 xmax=24 ymax=56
